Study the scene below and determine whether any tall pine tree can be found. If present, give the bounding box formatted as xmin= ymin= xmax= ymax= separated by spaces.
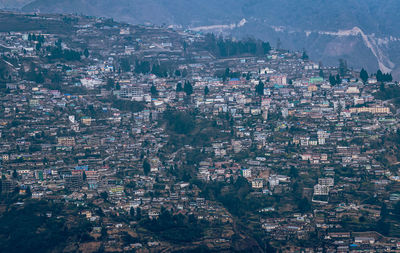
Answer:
xmin=360 ymin=68 xmax=368 ymax=83
xmin=184 ymin=81 xmax=193 ymax=96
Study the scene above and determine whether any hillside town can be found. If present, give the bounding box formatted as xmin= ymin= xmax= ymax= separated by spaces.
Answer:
xmin=1 ymin=12 xmax=400 ymax=252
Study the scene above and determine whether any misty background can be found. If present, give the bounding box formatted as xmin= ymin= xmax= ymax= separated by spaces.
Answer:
xmin=2 ymin=0 xmax=400 ymax=78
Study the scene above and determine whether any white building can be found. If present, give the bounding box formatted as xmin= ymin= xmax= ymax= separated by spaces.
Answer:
xmin=318 ymin=178 xmax=334 ymax=187
xmin=314 ymin=184 xmax=329 ymax=196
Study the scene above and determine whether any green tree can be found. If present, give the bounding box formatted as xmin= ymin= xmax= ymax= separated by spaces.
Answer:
xmin=26 ymin=186 xmax=31 ymax=197
xmin=12 ymin=169 xmax=18 ymax=179
xmin=100 ymin=191 xmax=108 ymax=201
xmin=393 ymin=201 xmax=400 ymax=220
xmin=246 ymin=72 xmax=251 ymax=80
xmin=335 ymin=74 xmax=342 ymax=85
xmin=319 ymin=69 xmax=324 ymax=78
xmin=83 ymin=48 xmax=89 ymax=58
xmin=176 ymin=82 xmax=183 ymax=92
xmin=255 ymin=80 xmax=264 ymax=95
xmin=134 ymin=60 xmax=150 ymax=74
xmin=377 ymin=218 xmax=390 ymax=236
xmin=204 ymin=86 xmax=209 ymax=96
xmin=377 ymin=70 xmax=393 ymax=83
xmin=143 ymin=159 xmax=151 ymax=175
xmin=289 ymin=166 xmax=298 ymax=179
xmin=136 ymin=207 xmax=142 ymax=221
xmin=182 ymin=68 xmax=188 ymax=77
xmin=383 ymin=73 xmax=390 ymax=82
xmin=151 ymin=64 xmax=162 ymax=77
xmin=106 ymin=78 xmax=114 ymax=89
xmin=376 ymin=69 xmax=383 ymax=82
xmin=302 ymin=51 xmax=309 ymax=60
xmin=150 ymin=84 xmax=158 ymax=97
xmin=184 ymin=81 xmax=193 ymax=96
xmin=262 ymin=42 xmax=271 ymax=54
xmin=120 ymin=58 xmax=131 ymax=72
xmin=360 ymin=68 xmax=368 ymax=83
xmin=101 ymin=227 xmax=107 ymax=239
xmin=329 ymin=74 xmax=336 ymax=86
xmin=130 ymin=207 xmax=135 ymax=218
xmin=163 ymin=109 xmax=195 ymax=135
xmin=381 ymin=202 xmax=388 ymax=218
xmin=298 ymin=197 xmax=311 ymax=213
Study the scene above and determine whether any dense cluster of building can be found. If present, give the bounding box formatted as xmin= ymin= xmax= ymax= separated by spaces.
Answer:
xmin=1 ymin=12 xmax=400 ymax=252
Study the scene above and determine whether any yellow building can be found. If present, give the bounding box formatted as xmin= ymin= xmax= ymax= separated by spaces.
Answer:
xmin=57 ymin=137 xmax=75 ymax=146
xmin=349 ymin=107 xmax=390 ymax=114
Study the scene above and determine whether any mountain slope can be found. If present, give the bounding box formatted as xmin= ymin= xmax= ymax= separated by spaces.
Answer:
xmin=22 ymin=0 xmax=244 ymax=25
xmin=19 ymin=0 xmax=400 ymax=78
xmin=22 ymin=0 xmax=400 ymax=35
xmin=0 ymin=0 xmax=33 ymax=9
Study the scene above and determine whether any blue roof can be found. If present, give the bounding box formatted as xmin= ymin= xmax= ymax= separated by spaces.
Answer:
xmin=75 ymin=165 xmax=89 ymax=171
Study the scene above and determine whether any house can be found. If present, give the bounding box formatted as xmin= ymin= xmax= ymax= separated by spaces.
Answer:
xmin=318 ymin=178 xmax=334 ymax=187
xmin=252 ymin=179 xmax=264 ymax=189
xmin=314 ymin=184 xmax=329 ymax=196
xmin=354 ymin=237 xmax=375 ymax=244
